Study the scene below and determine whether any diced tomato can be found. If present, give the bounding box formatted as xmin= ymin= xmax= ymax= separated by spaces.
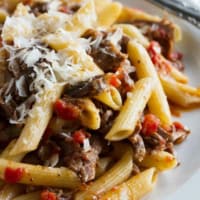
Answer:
xmin=115 ymin=67 xmax=125 ymax=80
xmin=54 ymin=99 xmax=80 ymax=121
xmin=73 ymin=130 xmax=86 ymax=144
xmin=173 ymin=121 xmax=184 ymax=130
xmin=4 ymin=167 xmax=25 ymax=184
xmin=147 ymin=41 xmax=171 ymax=74
xmin=147 ymin=41 xmax=162 ymax=56
xmin=109 ymin=74 xmax=121 ymax=88
xmin=142 ymin=114 xmax=160 ymax=136
xmin=41 ymin=191 xmax=57 ymax=200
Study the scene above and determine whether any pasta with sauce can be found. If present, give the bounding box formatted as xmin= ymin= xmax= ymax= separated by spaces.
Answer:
xmin=0 ymin=0 xmax=198 ymax=200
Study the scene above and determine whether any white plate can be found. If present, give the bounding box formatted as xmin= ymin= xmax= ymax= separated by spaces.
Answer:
xmin=119 ymin=0 xmax=200 ymax=199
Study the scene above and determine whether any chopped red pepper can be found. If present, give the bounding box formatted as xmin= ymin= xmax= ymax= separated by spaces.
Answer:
xmin=173 ymin=121 xmax=184 ymax=130
xmin=73 ymin=130 xmax=87 ymax=144
xmin=115 ymin=67 xmax=125 ymax=80
xmin=4 ymin=167 xmax=25 ymax=184
xmin=54 ymin=99 xmax=80 ymax=121
xmin=148 ymin=41 xmax=162 ymax=56
xmin=109 ymin=74 xmax=121 ymax=88
xmin=41 ymin=190 xmax=57 ymax=200
xmin=142 ymin=114 xmax=160 ymax=136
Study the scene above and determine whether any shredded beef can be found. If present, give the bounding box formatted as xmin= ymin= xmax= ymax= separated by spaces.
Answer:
xmin=119 ymin=35 xmax=130 ymax=54
xmin=94 ymin=101 xmax=116 ymax=135
xmin=172 ymin=125 xmax=190 ymax=145
xmin=31 ymin=2 xmax=49 ymax=16
xmin=0 ymin=47 xmax=55 ymax=123
xmin=0 ymin=120 xmax=21 ymax=148
xmin=64 ymin=76 xmax=107 ymax=98
xmin=132 ymin=20 xmax=174 ymax=58
xmin=44 ymin=188 xmax=75 ymax=200
xmin=49 ymin=133 xmax=103 ymax=183
xmin=129 ymin=123 xmax=146 ymax=162
xmin=83 ymin=29 xmax=127 ymax=72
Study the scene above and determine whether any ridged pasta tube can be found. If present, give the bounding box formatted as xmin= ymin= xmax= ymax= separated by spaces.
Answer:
xmin=128 ymin=40 xmax=172 ymax=125
xmin=105 ymin=77 xmax=154 ymax=141
xmin=100 ymin=168 xmax=157 ymax=200
xmin=75 ymin=145 xmax=133 ymax=200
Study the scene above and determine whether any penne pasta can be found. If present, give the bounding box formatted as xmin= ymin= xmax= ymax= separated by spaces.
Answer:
xmin=79 ymin=98 xmax=101 ymax=130
xmin=139 ymin=150 xmax=178 ymax=171
xmin=94 ymin=0 xmax=112 ymax=14
xmin=96 ymin=2 xmax=122 ymax=27
xmin=12 ymin=191 xmax=41 ymax=200
xmin=0 ymin=158 xmax=80 ymax=188
xmin=1 ymin=140 xmax=25 ymax=162
xmin=0 ymin=1 xmax=197 ymax=199
xmin=128 ymin=40 xmax=172 ymax=125
xmin=160 ymin=75 xmax=200 ymax=107
xmin=9 ymin=84 xmax=64 ymax=156
xmin=117 ymin=6 xmax=160 ymax=23
xmin=100 ymin=168 xmax=157 ymax=200
xmin=94 ymin=86 xmax=122 ymax=110
xmin=114 ymin=24 xmax=149 ymax=47
xmin=105 ymin=77 xmax=154 ymax=141
xmin=0 ymin=140 xmax=26 ymax=200
xmin=75 ymin=145 xmax=133 ymax=200
xmin=0 ymin=8 xmax=8 ymax=23
xmin=65 ymin=0 xmax=96 ymax=35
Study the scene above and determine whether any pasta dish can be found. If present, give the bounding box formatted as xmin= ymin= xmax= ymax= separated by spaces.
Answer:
xmin=0 ymin=0 xmax=199 ymax=199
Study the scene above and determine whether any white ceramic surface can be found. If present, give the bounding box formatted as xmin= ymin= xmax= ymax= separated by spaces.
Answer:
xmin=119 ymin=0 xmax=200 ymax=199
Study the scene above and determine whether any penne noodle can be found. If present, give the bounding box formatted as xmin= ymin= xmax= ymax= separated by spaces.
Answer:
xmin=12 ymin=191 xmax=41 ymax=200
xmin=100 ymin=168 xmax=157 ymax=200
xmin=105 ymin=78 xmax=154 ymax=141
xmin=9 ymin=84 xmax=64 ymax=156
xmin=160 ymin=76 xmax=200 ymax=107
xmin=65 ymin=0 xmax=96 ymax=35
xmin=96 ymin=2 xmax=122 ymax=27
xmin=128 ymin=40 xmax=172 ymax=125
xmin=1 ymin=140 xmax=25 ymax=162
xmin=94 ymin=86 xmax=122 ymax=110
xmin=0 ymin=8 xmax=8 ymax=23
xmin=0 ymin=158 xmax=80 ymax=188
xmin=79 ymin=98 xmax=101 ymax=130
xmin=94 ymin=0 xmax=112 ymax=14
xmin=139 ymin=150 xmax=178 ymax=171
xmin=169 ymin=66 xmax=188 ymax=84
xmin=117 ymin=7 xmax=160 ymax=23
xmin=75 ymin=145 xmax=133 ymax=200
xmin=114 ymin=24 xmax=149 ymax=47
xmin=0 ymin=140 xmax=26 ymax=200
xmin=158 ymin=55 xmax=188 ymax=83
